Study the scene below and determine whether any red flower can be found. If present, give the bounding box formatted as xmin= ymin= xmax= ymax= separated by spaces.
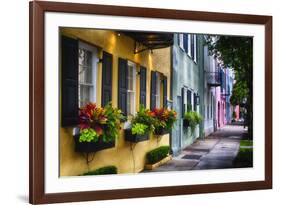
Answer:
xmin=93 ymin=125 xmax=103 ymax=136
xmin=149 ymin=111 xmax=156 ymax=117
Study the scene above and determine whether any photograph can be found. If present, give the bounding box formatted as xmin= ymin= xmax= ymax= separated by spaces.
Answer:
xmin=59 ymin=28 xmax=253 ymax=177
xmin=29 ymin=1 xmax=272 ymax=203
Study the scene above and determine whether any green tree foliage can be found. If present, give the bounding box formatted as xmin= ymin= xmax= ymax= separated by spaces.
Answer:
xmin=230 ymin=81 xmax=249 ymax=105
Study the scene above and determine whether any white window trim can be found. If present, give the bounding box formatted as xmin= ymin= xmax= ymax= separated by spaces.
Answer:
xmin=193 ymin=34 xmax=197 ymax=63
xmin=179 ymin=34 xmax=184 ymax=51
xmin=187 ymin=34 xmax=192 ymax=57
xmin=127 ymin=61 xmax=136 ymax=116
xmin=78 ymin=41 xmax=98 ymax=107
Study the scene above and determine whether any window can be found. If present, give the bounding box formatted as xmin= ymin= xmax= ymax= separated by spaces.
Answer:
xmin=155 ymin=72 xmax=161 ymax=108
xmin=187 ymin=89 xmax=192 ymax=110
xmin=127 ymin=61 xmax=136 ymax=115
xmin=78 ymin=42 xmax=98 ymax=107
xmin=178 ymin=34 xmax=184 ymax=50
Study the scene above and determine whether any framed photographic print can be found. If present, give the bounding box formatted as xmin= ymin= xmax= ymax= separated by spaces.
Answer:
xmin=29 ymin=1 xmax=272 ymax=204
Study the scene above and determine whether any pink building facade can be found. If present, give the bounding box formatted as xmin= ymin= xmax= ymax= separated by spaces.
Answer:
xmin=234 ymin=105 xmax=240 ymax=121
xmin=215 ymin=86 xmax=227 ymax=128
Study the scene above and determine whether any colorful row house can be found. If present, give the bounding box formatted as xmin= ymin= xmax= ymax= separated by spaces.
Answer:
xmin=60 ymin=28 xmax=173 ymax=176
xmin=171 ymin=33 xmax=205 ymax=155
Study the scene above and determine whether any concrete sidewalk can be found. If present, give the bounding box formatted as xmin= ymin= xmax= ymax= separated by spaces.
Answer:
xmin=145 ymin=125 xmax=246 ymax=172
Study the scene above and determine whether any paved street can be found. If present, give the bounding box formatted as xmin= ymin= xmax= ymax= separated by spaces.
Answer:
xmin=146 ymin=125 xmax=247 ymax=172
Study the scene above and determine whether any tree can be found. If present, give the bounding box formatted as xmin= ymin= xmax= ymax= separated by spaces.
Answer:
xmin=206 ymin=36 xmax=253 ymax=138
xmin=230 ymin=81 xmax=249 ymax=106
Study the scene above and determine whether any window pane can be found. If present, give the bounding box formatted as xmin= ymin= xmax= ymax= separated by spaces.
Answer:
xmin=155 ymin=73 xmax=161 ymax=108
xmin=127 ymin=65 xmax=134 ymax=90
xmin=79 ymin=85 xmax=92 ymax=107
xmin=78 ymin=44 xmax=96 ymax=107
xmin=127 ymin=63 xmax=136 ymax=115
xmin=127 ymin=92 xmax=135 ymax=115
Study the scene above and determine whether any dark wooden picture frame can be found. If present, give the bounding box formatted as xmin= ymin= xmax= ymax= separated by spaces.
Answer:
xmin=29 ymin=1 xmax=272 ymax=204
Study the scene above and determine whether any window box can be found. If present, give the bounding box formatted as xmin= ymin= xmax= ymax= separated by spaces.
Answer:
xmin=154 ymin=127 xmax=169 ymax=135
xmin=124 ymin=129 xmax=149 ymax=143
xmin=73 ymin=134 xmax=115 ymax=153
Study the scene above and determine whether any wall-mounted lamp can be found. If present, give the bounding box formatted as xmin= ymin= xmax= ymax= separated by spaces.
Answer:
xmin=98 ymin=58 xmax=103 ymax=63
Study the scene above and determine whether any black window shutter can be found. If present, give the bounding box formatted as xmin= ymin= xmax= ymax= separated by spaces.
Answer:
xmin=191 ymin=35 xmax=194 ymax=60
xmin=118 ymin=58 xmax=128 ymax=115
xmin=187 ymin=89 xmax=192 ymax=111
xmin=61 ymin=36 xmax=79 ymax=127
xmin=150 ymin=71 xmax=157 ymax=110
xmin=139 ymin=66 xmax=147 ymax=107
xmin=163 ymin=75 xmax=168 ymax=108
xmin=193 ymin=92 xmax=197 ymax=111
xmin=181 ymin=87 xmax=185 ymax=118
xmin=101 ymin=51 xmax=113 ymax=106
xmin=183 ymin=34 xmax=188 ymax=52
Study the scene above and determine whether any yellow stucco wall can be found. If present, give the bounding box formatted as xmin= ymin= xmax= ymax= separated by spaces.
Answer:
xmin=60 ymin=28 xmax=171 ymax=176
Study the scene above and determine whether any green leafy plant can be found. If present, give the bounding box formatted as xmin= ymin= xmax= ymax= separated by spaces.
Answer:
xmin=82 ymin=166 xmax=117 ymax=175
xmin=79 ymin=102 xmax=124 ymax=143
xmin=131 ymin=123 xmax=148 ymax=135
xmin=131 ymin=105 xmax=155 ymax=134
xmin=194 ymin=112 xmax=203 ymax=124
xmin=146 ymin=146 xmax=170 ymax=164
xmin=184 ymin=111 xmax=202 ymax=134
xmin=79 ymin=128 xmax=98 ymax=142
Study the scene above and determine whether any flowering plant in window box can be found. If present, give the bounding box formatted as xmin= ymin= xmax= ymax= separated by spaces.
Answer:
xmin=150 ymin=108 xmax=177 ymax=135
xmin=124 ymin=106 xmax=155 ymax=143
xmin=73 ymin=102 xmax=124 ymax=153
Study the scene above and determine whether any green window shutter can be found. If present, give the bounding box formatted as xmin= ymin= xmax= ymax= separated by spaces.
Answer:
xmin=101 ymin=51 xmax=113 ymax=106
xmin=163 ymin=75 xmax=168 ymax=108
xmin=150 ymin=71 xmax=157 ymax=110
xmin=118 ymin=58 xmax=128 ymax=115
xmin=139 ymin=66 xmax=147 ymax=107
xmin=61 ymin=35 xmax=79 ymax=127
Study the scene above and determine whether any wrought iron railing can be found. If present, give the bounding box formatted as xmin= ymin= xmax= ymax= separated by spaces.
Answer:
xmin=205 ymin=71 xmax=221 ymax=87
